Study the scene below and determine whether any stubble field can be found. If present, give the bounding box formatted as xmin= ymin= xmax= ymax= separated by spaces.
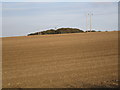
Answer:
xmin=2 ymin=31 xmax=118 ymax=88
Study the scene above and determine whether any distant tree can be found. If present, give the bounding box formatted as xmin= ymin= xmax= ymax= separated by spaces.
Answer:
xmin=86 ymin=30 xmax=96 ymax=32
xmin=56 ymin=28 xmax=84 ymax=34
xmin=91 ymin=30 xmax=96 ymax=32
xmin=27 ymin=28 xmax=84 ymax=36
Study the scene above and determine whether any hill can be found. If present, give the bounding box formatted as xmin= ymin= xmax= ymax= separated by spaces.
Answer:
xmin=2 ymin=31 xmax=118 ymax=88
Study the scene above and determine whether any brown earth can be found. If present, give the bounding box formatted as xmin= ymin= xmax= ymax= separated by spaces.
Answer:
xmin=2 ymin=31 xmax=119 ymax=88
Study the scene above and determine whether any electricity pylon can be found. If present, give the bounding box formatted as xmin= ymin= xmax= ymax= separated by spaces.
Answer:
xmin=90 ymin=13 xmax=93 ymax=32
xmin=55 ymin=27 xmax=57 ymax=30
xmin=86 ymin=13 xmax=89 ymax=32
xmin=86 ymin=13 xmax=93 ymax=32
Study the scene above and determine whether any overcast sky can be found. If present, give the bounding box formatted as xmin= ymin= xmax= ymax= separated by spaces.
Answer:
xmin=2 ymin=2 xmax=118 ymax=37
xmin=2 ymin=0 xmax=119 ymax=2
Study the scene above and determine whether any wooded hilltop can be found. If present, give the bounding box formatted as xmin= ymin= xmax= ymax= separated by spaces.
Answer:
xmin=27 ymin=28 xmax=96 ymax=36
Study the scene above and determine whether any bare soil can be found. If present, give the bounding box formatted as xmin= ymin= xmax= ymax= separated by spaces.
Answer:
xmin=2 ymin=31 xmax=119 ymax=88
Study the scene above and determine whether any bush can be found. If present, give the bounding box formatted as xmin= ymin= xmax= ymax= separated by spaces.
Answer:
xmin=28 ymin=32 xmax=39 ymax=36
xmin=86 ymin=30 xmax=96 ymax=32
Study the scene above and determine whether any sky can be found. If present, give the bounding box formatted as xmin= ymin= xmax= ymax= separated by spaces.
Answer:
xmin=1 ymin=1 xmax=118 ymax=37
xmin=2 ymin=0 xmax=120 ymax=2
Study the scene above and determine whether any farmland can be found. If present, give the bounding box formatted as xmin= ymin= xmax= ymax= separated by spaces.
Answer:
xmin=2 ymin=31 xmax=118 ymax=88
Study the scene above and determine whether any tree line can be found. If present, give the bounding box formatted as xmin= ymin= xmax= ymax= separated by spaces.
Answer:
xmin=27 ymin=28 xmax=97 ymax=36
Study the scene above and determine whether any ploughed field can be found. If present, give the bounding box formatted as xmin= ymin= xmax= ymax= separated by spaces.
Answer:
xmin=2 ymin=31 xmax=118 ymax=88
